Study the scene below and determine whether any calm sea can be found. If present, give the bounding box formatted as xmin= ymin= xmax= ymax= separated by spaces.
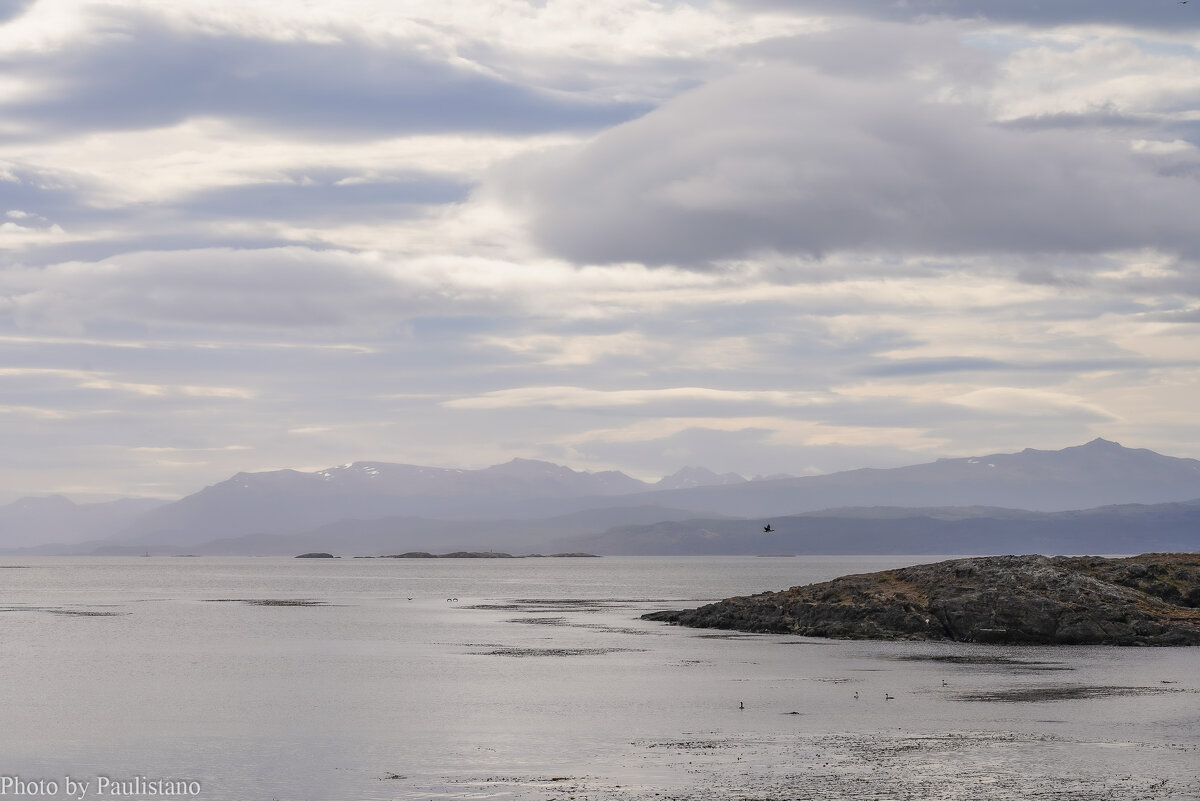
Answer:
xmin=1 ymin=555 xmax=1197 ymax=800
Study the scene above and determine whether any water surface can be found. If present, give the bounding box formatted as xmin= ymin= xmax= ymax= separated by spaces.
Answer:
xmin=1 ymin=555 xmax=1197 ymax=799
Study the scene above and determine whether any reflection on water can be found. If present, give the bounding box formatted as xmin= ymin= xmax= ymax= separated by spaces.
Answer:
xmin=0 ymin=555 xmax=1197 ymax=800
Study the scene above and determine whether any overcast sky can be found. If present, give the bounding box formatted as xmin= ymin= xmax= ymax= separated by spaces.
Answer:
xmin=3 ymin=0 xmax=1200 ymax=502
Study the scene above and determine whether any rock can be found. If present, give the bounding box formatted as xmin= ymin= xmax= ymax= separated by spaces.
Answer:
xmin=294 ymin=552 xmax=336 ymax=558
xmin=641 ymin=554 xmax=1200 ymax=646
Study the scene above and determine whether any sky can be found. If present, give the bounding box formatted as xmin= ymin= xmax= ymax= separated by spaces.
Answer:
xmin=2 ymin=0 xmax=1200 ymax=502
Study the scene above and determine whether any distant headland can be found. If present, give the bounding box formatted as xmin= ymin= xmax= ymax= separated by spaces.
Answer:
xmin=354 ymin=551 xmax=599 ymax=559
xmin=642 ymin=553 xmax=1200 ymax=646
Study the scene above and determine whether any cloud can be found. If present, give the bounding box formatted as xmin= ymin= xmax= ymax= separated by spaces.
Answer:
xmin=733 ymin=0 xmax=1200 ymax=31
xmin=0 ymin=0 xmax=31 ymax=25
xmin=551 ymin=415 xmax=949 ymax=478
xmin=0 ymin=162 xmax=105 ymax=227
xmin=476 ymin=332 xmax=659 ymax=366
xmin=1 ymin=247 xmax=416 ymax=331
xmin=171 ymin=170 xmax=470 ymax=222
xmin=857 ymin=355 xmax=1172 ymax=377
xmin=491 ymin=65 xmax=1200 ymax=267
xmin=444 ymin=385 xmax=831 ymax=412
xmin=0 ymin=9 xmax=649 ymax=141
xmin=946 ymin=387 xmax=1118 ymax=420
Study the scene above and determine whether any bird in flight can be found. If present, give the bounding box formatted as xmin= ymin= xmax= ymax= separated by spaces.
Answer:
xmin=763 ymin=523 xmax=774 ymax=533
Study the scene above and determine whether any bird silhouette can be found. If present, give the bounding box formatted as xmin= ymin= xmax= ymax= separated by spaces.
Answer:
xmin=763 ymin=524 xmax=774 ymax=533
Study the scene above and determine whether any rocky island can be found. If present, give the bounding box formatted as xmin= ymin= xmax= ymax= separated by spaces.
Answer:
xmin=643 ymin=553 xmax=1200 ymax=645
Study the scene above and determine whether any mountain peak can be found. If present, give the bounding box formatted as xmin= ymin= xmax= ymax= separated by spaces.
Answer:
xmin=486 ymin=458 xmax=578 ymax=477
xmin=656 ymin=466 xmax=747 ymax=490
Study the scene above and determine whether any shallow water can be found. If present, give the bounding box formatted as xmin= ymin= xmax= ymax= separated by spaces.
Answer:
xmin=0 ymin=555 xmax=1197 ymax=800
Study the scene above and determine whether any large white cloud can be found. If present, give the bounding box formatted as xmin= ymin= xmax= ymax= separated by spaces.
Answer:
xmin=492 ymin=64 xmax=1200 ymax=267
xmin=0 ymin=6 xmax=650 ymax=141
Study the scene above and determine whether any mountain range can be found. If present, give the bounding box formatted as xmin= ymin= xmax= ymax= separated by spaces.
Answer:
xmin=2 ymin=438 xmax=1199 ymax=556
xmin=569 ymin=501 xmax=1200 ymax=556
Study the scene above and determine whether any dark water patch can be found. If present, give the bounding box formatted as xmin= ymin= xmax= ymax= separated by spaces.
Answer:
xmin=205 ymin=598 xmax=329 ymax=607
xmin=694 ymin=632 xmax=765 ymax=639
xmin=576 ymin=623 xmax=657 ymax=635
xmin=470 ymin=646 xmax=645 ymax=657
xmin=47 ymin=609 xmax=126 ymax=617
xmin=514 ymin=598 xmax=611 ymax=607
xmin=896 ymin=653 xmax=1072 ymax=670
xmin=499 ymin=613 xmax=657 ymax=635
xmin=645 ymin=739 xmax=737 ymax=750
xmin=0 ymin=605 xmax=125 ymax=616
xmin=954 ymin=685 xmax=1189 ymax=702
xmin=466 ymin=598 xmax=698 ymax=612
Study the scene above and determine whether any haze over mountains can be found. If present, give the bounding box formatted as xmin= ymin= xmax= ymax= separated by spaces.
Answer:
xmin=2 ymin=439 xmax=1199 ymax=556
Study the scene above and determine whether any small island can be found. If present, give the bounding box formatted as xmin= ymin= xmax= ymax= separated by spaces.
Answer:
xmin=642 ymin=553 xmax=1200 ymax=646
xmin=295 ymin=552 xmax=337 ymax=558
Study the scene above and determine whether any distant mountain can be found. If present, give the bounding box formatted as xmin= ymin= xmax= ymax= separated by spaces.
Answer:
xmin=0 ymin=495 xmax=166 ymax=550
xmin=655 ymin=466 xmax=747 ymax=490
xmin=558 ymin=500 xmax=1200 ymax=556
xmin=605 ymin=439 xmax=1200 ymax=518
xmin=113 ymin=458 xmax=658 ymax=547
xmin=56 ymin=438 xmax=1200 ymax=554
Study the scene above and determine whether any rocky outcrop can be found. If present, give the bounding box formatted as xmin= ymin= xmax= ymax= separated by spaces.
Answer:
xmin=294 ymin=552 xmax=336 ymax=558
xmin=642 ymin=553 xmax=1200 ymax=645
